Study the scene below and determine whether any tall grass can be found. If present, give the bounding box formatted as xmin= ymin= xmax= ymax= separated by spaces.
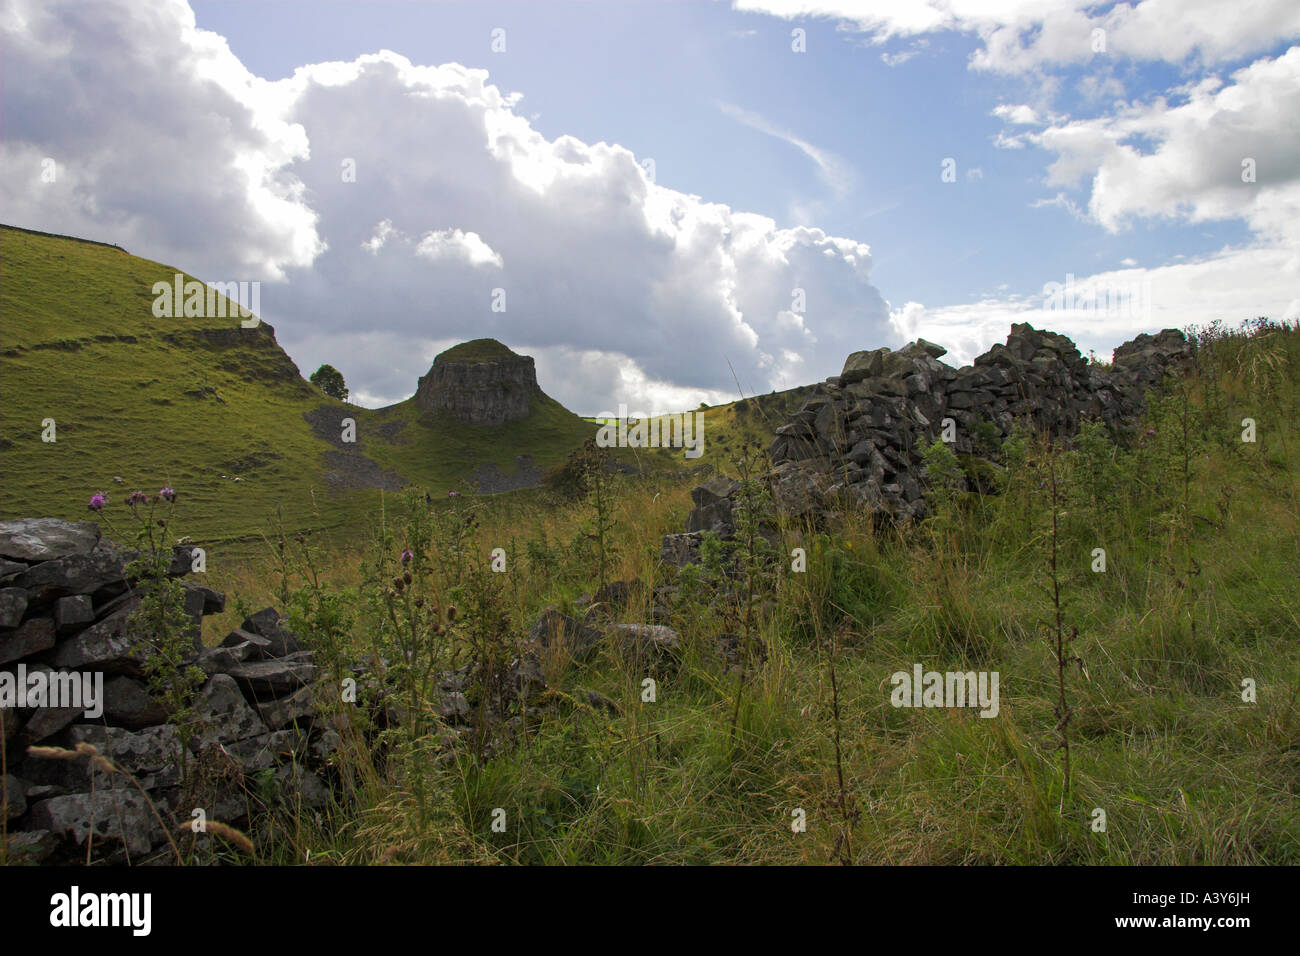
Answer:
xmin=197 ymin=320 xmax=1300 ymax=864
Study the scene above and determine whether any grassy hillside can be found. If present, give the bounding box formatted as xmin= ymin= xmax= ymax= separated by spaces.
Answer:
xmin=0 ymin=225 xmax=350 ymax=545
xmin=0 ymin=225 xmax=806 ymax=552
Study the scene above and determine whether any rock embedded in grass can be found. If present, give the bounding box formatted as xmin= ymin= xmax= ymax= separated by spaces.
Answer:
xmin=607 ymin=623 xmax=682 ymax=662
xmin=414 ymin=340 xmax=541 ymax=426
xmin=529 ymin=608 xmax=603 ymax=662
xmin=660 ymin=532 xmax=703 ymax=567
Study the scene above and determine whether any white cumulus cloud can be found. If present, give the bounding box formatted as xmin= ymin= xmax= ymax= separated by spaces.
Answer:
xmin=1 ymin=0 xmax=893 ymax=415
xmin=734 ymin=0 xmax=1300 ymax=73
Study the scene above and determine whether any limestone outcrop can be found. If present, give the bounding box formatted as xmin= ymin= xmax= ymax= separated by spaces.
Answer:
xmin=414 ymin=339 xmax=541 ymax=426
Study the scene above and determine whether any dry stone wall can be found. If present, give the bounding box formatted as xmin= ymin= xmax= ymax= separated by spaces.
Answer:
xmin=663 ymin=324 xmax=1193 ymax=560
xmin=0 ymin=518 xmax=337 ymax=864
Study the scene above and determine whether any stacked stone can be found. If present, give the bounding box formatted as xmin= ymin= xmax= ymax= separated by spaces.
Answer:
xmin=1 ymin=518 xmax=334 ymax=864
xmin=1111 ymin=328 xmax=1197 ymax=391
xmin=663 ymin=324 xmax=1192 ymax=560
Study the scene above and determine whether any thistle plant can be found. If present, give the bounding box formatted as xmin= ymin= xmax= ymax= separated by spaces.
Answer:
xmin=575 ymin=438 xmax=619 ymax=591
xmin=429 ymin=489 xmax=479 ymax=592
xmin=358 ymin=491 xmax=458 ymax=828
xmin=264 ymin=507 xmax=366 ymax=797
xmin=90 ymin=486 xmax=205 ymax=777
xmin=725 ymin=442 xmax=776 ymax=749
xmin=362 ymin=491 xmax=453 ymax=735
xmin=459 ymin=553 xmax=517 ymax=759
xmin=1034 ymin=443 xmax=1083 ymax=811
xmin=267 ymin=506 xmax=356 ymax=687
xmin=825 ymin=623 xmax=854 ymax=865
xmin=1144 ymin=379 xmax=1205 ymax=642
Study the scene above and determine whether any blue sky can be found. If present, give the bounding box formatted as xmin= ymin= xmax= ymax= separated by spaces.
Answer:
xmin=191 ymin=0 xmax=1255 ymax=302
xmin=4 ymin=0 xmax=1298 ymax=412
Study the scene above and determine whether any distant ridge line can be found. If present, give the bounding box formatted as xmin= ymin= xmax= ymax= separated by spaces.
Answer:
xmin=0 ymin=222 xmax=128 ymax=254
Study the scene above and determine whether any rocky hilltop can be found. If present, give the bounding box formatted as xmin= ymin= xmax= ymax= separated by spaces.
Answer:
xmin=664 ymin=324 xmax=1193 ymax=561
xmin=414 ymin=338 xmax=542 ymax=426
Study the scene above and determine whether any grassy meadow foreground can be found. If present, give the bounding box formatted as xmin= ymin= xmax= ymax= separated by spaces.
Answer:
xmin=180 ymin=321 xmax=1299 ymax=865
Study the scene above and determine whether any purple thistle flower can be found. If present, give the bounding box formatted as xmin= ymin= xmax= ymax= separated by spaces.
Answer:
xmin=112 ymin=476 xmax=124 ymax=484
xmin=400 ymin=548 xmax=414 ymax=566
xmin=1146 ymin=428 xmax=1156 ymax=436
xmin=127 ymin=490 xmax=149 ymax=506
xmin=448 ymin=490 xmax=460 ymax=498
xmin=159 ymin=486 xmax=176 ymax=502
xmin=88 ymin=492 xmax=107 ymax=512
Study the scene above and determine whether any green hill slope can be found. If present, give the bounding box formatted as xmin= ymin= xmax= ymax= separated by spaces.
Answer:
xmin=0 ymin=224 xmax=819 ymax=549
xmin=0 ymin=226 xmax=592 ymax=546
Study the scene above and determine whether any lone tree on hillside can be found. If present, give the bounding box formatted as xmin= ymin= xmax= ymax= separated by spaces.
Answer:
xmin=310 ymin=363 xmax=348 ymax=401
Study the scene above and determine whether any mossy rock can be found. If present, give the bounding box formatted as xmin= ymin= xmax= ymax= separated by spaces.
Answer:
xmin=956 ymin=454 xmax=1005 ymax=493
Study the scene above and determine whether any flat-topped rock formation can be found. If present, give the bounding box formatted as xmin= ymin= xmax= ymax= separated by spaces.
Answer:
xmin=414 ymin=338 xmax=541 ymax=426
